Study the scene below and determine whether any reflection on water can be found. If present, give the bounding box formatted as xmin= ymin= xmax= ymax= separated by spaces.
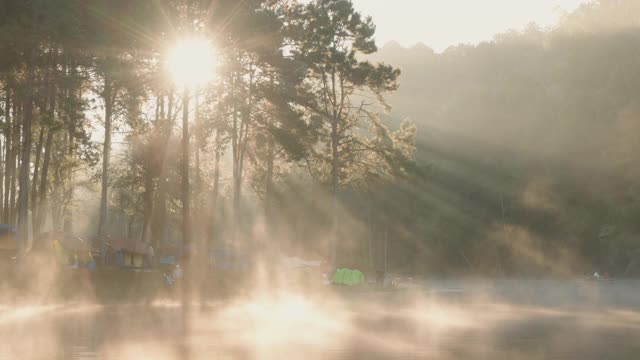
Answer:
xmin=1 ymin=281 xmax=640 ymax=360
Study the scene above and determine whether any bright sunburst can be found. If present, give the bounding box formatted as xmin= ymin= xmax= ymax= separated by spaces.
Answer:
xmin=167 ymin=37 xmax=216 ymax=87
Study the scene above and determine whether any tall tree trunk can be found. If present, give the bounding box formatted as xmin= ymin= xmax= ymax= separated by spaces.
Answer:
xmin=51 ymin=146 xmax=64 ymax=233
xmin=230 ymin=66 xmax=253 ymax=245
xmin=193 ymin=88 xmax=202 ymax=250
xmin=264 ymin=74 xmax=275 ymax=231
xmin=37 ymin=128 xmax=53 ymax=235
xmin=141 ymin=174 xmax=154 ymax=243
xmin=330 ymin=117 xmax=339 ymax=265
xmin=3 ymin=85 xmax=10 ymax=223
xmin=265 ymin=133 xmax=274 ymax=224
xmin=127 ymin=216 xmax=135 ymax=240
xmin=0 ymin=85 xmax=6 ymax=221
xmin=30 ymin=127 xmax=44 ymax=235
xmin=9 ymin=94 xmax=19 ymax=224
xmin=153 ymin=174 xmax=168 ymax=250
xmin=262 ymin=134 xmax=275 ymax=255
xmin=180 ymin=85 xmax=192 ymax=345
xmin=210 ymin=128 xmax=220 ymax=247
xmin=141 ymin=96 xmax=162 ymax=244
xmin=37 ymin=73 xmax=56 ymax=235
xmin=181 ymin=86 xmax=191 ymax=257
xmin=368 ymin=199 xmax=373 ymax=270
xmin=63 ymin=123 xmax=74 ymax=233
xmin=18 ymin=84 xmax=34 ymax=251
xmin=194 ymin=87 xmax=201 ymax=192
xmin=97 ymin=77 xmax=114 ymax=244
xmin=231 ymin=73 xmax=239 ymax=244
xmin=0 ymin=137 xmax=3 ymax=221
xmin=384 ymin=222 xmax=388 ymax=273
xmin=64 ymin=63 xmax=79 ymax=233
xmin=236 ymin=67 xmax=253 ymax=231
xmin=152 ymin=90 xmax=173 ymax=251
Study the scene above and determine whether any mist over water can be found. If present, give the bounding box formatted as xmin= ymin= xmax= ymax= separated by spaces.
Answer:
xmin=2 ymin=280 xmax=640 ymax=360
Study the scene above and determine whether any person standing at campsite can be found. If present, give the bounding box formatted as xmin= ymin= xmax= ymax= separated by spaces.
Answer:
xmin=173 ymin=263 xmax=183 ymax=280
xmin=146 ymin=244 xmax=155 ymax=268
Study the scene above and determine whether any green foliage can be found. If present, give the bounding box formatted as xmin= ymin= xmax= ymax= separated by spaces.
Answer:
xmin=111 ymin=143 xmax=146 ymax=219
xmin=284 ymin=0 xmax=411 ymax=192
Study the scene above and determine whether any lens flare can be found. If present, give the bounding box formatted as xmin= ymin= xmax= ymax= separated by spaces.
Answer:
xmin=167 ymin=37 xmax=216 ymax=87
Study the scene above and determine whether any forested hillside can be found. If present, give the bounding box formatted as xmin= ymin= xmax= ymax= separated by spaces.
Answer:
xmin=371 ymin=0 xmax=640 ymax=276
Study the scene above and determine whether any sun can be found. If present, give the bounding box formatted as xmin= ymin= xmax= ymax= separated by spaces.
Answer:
xmin=167 ymin=37 xmax=216 ymax=87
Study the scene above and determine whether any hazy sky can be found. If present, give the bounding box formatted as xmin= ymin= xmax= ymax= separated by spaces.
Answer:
xmin=351 ymin=0 xmax=591 ymax=51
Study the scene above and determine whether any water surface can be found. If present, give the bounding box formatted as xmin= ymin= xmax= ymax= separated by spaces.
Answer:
xmin=1 ymin=280 xmax=639 ymax=360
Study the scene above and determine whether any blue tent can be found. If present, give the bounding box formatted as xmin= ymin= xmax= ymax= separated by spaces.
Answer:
xmin=208 ymin=247 xmax=250 ymax=272
xmin=159 ymin=255 xmax=176 ymax=265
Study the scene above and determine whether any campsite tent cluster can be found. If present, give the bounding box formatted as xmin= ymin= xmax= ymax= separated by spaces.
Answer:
xmin=332 ymin=268 xmax=365 ymax=286
xmin=34 ymin=232 xmax=95 ymax=268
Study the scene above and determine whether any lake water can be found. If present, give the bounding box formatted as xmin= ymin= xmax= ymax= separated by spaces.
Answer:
xmin=1 ymin=280 xmax=640 ymax=360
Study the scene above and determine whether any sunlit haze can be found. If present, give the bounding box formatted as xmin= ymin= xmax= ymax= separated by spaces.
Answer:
xmin=353 ymin=0 xmax=590 ymax=51
xmin=3 ymin=0 xmax=640 ymax=359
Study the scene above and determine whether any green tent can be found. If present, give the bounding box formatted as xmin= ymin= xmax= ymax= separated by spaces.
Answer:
xmin=332 ymin=268 xmax=364 ymax=286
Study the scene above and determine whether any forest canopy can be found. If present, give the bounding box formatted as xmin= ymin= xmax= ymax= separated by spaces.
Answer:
xmin=0 ymin=0 xmax=415 ymax=269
